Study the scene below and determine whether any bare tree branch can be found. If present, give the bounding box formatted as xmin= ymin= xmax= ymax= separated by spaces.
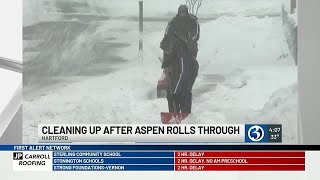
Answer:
xmin=196 ymin=0 xmax=202 ymax=15
xmin=185 ymin=0 xmax=203 ymax=15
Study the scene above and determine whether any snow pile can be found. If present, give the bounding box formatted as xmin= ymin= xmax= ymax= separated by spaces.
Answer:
xmin=249 ymin=83 xmax=298 ymax=143
xmin=186 ymin=65 xmax=297 ymax=123
xmin=183 ymin=68 xmax=298 ymax=144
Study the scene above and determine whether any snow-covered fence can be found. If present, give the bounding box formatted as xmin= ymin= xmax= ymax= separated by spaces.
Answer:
xmin=282 ymin=4 xmax=298 ymax=65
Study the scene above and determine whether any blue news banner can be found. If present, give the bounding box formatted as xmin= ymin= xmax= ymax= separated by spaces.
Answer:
xmin=53 ymin=151 xmax=174 ymax=171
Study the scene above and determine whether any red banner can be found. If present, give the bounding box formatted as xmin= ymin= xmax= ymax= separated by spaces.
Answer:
xmin=175 ymin=158 xmax=305 ymax=164
xmin=175 ymin=165 xmax=305 ymax=171
xmin=174 ymin=151 xmax=305 ymax=171
xmin=175 ymin=151 xmax=305 ymax=157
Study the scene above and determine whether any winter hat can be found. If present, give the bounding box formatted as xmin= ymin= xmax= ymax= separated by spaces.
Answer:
xmin=178 ymin=5 xmax=189 ymax=15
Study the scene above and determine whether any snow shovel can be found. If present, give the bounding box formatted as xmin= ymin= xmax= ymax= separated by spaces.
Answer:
xmin=161 ymin=112 xmax=189 ymax=124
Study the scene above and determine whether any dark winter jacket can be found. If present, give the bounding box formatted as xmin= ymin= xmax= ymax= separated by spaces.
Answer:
xmin=160 ymin=14 xmax=200 ymax=65
xmin=160 ymin=14 xmax=200 ymax=94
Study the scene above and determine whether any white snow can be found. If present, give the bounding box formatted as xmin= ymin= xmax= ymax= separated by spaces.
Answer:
xmin=249 ymin=84 xmax=298 ymax=143
xmin=23 ymin=0 xmax=298 ymax=144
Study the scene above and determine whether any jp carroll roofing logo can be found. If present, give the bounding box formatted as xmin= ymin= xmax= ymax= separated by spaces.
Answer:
xmin=13 ymin=152 xmax=51 ymax=160
xmin=13 ymin=152 xmax=23 ymax=160
xmin=13 ymin=152 xmax=51 ymax=166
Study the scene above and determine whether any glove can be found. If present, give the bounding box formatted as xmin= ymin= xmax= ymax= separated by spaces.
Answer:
xmin=161 ymin=58 xmax=171 ymax=69
xmin=161 ymin=52 xmax=171 ymax=69
xmin=162 ymin=62 xmax=168 ymax=69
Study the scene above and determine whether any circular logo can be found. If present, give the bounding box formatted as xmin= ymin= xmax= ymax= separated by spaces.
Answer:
xmin=248 ymin=125 xmax=264 ymax=142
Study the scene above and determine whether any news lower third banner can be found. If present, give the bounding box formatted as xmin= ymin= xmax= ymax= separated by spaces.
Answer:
xmin=7 ymin=145 xmax=305 ymax=171
xmin=38 ymin=124 xmax=282 ymax=143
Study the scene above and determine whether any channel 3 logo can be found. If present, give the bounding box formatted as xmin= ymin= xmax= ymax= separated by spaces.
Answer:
xmin=13 ymin=152 xmax=23 ymax=160
xmin=247 ymin=125 xmax=265 ymax=142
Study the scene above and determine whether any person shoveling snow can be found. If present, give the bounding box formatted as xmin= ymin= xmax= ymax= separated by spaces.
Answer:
xmin=159 ymin=5 xmax=200 ymax=123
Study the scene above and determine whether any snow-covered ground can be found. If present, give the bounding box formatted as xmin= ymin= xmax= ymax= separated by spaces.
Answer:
xmin=23 ymin=0 xmax=297 ymax=144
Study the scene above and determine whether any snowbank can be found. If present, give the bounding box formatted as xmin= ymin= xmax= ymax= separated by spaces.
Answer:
xmin=249 ymin=84 xmax=298 ymax=143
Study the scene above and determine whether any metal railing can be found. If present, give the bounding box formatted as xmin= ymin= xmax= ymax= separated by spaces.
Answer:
xmin=0 ymin=56 xmax=22 ymax=73
xmin=0 ymin=57 xmax=22 ymax=144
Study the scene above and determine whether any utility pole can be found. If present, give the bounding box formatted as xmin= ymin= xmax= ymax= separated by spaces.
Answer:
xmin=139 ymin=1 xmax=143 ymax=61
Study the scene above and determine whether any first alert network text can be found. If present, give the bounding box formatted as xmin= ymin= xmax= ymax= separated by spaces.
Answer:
xmin=42 ymin=125 xmax=240 ymax=135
